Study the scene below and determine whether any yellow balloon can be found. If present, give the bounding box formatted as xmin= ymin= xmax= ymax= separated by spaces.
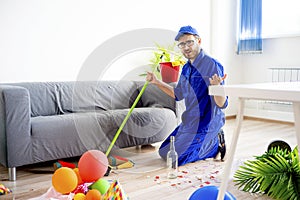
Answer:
xmin=74 ymin=193 xmax=86 ymax=200
xmin=52 ymin=167 xmax=78 ymax=194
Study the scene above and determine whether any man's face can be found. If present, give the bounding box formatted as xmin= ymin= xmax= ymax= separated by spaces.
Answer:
xmin=177 ymin=34 xmax=201 ymax=62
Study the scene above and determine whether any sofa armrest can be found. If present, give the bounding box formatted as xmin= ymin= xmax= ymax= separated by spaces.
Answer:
xmin=0 ymin=85 xmax=31 ymax=167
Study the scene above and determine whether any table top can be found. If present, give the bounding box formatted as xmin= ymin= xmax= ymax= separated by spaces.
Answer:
xmin=209 ymin=82 xmax=300 ymax=102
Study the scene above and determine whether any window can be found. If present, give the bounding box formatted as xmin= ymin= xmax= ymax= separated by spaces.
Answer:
xmin=237 ymin=0 xmax=263 ymax=54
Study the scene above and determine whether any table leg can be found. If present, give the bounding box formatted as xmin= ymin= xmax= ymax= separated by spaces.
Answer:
xmin=293 ymin=102 xmax=300 ymax=153
xmin=217 ymin=98 xmax=245 ymax=200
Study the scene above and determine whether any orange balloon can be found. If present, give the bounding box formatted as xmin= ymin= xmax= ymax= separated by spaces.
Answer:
xmin=52 ymin=167 xmax=78 ymax=194
xmin=78 ymin=150 xmax=108 ymax=182
xmin=86 ymin=189 xmax=102 ymax=200
xmin=73 ymin=168 xmax=83 ymax=185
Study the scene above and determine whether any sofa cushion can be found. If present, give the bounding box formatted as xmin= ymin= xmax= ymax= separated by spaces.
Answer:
xmin=8 ymin=81 xmax=141 ymax=116
xmin=137 ymin=82 xmax=176 ymax=113
xmin=107 ymin=107 xmax=177 ymax=141
xmin=57 ymin=81 xmax=140 ymax=113
xmin=30 ymin=112 xmax=113 ymax=160
xmin=30 ymin=108 xmax=177 ymax=161
xmin=9 ymin=82 xmax=61 ymax=117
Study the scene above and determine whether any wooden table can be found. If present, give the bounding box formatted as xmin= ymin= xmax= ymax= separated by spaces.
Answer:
xmin=208 ymin=82 xmax=300 ymax=200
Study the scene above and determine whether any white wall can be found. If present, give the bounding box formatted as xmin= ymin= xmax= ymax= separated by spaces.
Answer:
xmin=0 ymin=0 xmax=212 ymax=83
xmin=238 ymin=36 xmax=300 ymax=122
xmin=209 ymin=0 xmax=242 ymax=116
xmin=240 ymin=36 xmax=300 ymax=84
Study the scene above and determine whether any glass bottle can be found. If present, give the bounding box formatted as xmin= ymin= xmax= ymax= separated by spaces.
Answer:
xmin=167 ymin=136 xmax=178 ymax=179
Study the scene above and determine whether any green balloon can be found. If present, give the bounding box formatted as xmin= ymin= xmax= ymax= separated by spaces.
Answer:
xmin=90 ymin=178 xmax=110 ymax=195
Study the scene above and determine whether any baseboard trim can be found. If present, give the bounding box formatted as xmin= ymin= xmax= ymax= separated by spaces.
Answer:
xmin=225 ymin=115 xmax=236 ymax=120
xmin=226 ymin=115 xmax=294 ymax=125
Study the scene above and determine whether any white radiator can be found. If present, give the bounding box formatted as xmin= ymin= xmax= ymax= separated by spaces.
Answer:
xmin=269 ymin=67 xmax=300 ymax=82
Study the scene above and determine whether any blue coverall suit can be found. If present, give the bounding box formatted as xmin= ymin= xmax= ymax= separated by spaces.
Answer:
xmin=158 ymin=49 xmax=228 ymax=166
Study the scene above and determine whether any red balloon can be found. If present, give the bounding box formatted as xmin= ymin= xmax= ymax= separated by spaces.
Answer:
xmin=78 ymin=150 xmax=108 ymax=182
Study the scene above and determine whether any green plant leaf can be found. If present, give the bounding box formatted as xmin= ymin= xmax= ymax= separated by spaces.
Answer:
xmin=141 ymin=42 xmax=186 ymax=79
xmin=234 ymin=146 xmax=300 ymax=199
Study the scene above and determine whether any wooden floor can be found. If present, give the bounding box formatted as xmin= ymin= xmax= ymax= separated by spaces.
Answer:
xmin=0 ymin=117 xmax=297 ymax=200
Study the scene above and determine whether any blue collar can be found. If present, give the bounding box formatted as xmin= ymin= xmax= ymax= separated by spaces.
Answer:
xmin=191 ymin=49 xmax=204 ymax=67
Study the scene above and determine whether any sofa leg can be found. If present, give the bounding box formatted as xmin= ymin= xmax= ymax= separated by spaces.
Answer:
xmin=8 ymin=167 xmax=16 ymax=181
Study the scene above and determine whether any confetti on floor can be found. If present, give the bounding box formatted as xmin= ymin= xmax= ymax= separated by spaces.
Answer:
xmin=153 ymin=159 xmax=225 ymax=190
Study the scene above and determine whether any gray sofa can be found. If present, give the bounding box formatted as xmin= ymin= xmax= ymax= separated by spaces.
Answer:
xmin=0 ymin=81 xmax=178 ymax=180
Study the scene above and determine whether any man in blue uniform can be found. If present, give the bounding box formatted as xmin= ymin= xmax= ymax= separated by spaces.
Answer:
xmin=146 ymin=25 xmax=228 ymax=166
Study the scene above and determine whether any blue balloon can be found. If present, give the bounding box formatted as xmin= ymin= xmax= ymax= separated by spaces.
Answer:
xmin=189 ymin=185 xmax=236 ymax=200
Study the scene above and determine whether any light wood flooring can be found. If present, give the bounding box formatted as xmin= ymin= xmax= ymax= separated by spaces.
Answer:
xmin=0 ymin=117 xmax=297 ymax=200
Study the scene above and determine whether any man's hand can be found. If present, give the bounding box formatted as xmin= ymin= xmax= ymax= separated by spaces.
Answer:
xmin=209 ymin=74 xmax=227 ymax=108
xmin=209 ymin=74 xmax=227 ymax=85
xmin=145 ymin=71 xmax=175 ymax=98
xmin=146 ymin=72 xmax=158 ymax=84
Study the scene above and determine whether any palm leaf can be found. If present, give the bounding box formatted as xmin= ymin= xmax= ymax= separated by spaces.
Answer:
xmin=234 ymin=146 xmax=300 ymax=199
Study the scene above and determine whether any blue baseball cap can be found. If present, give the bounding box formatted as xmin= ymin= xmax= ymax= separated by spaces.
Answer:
xmin=175 ymin=25 xmax=199 ymax=41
